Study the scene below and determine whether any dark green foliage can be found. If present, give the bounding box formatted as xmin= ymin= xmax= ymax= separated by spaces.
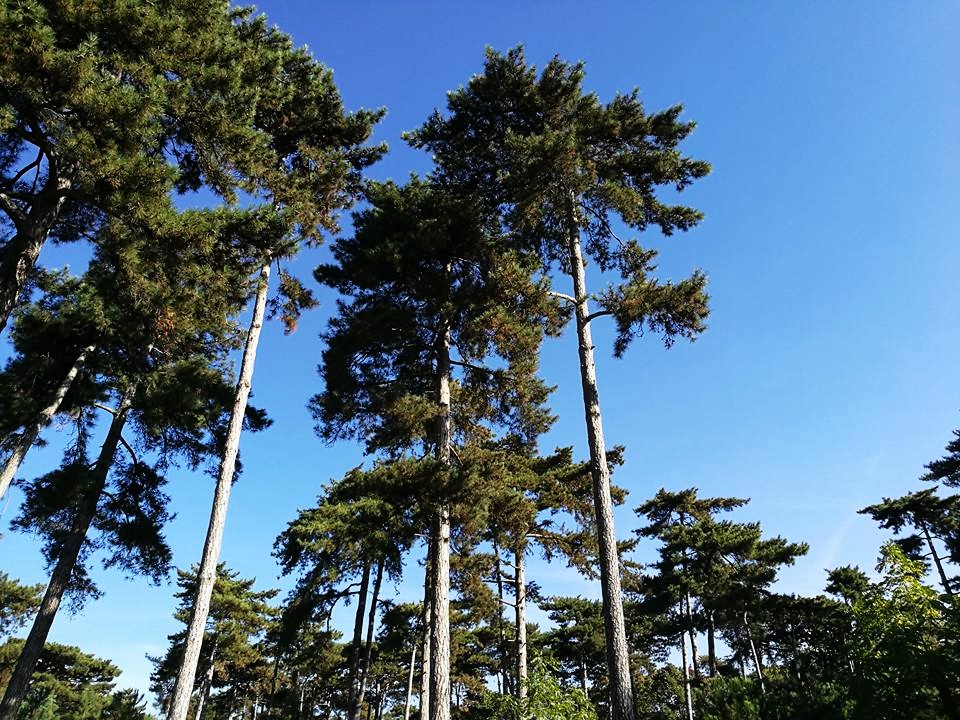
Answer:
xmin=0 ymin=640 xmax=150 ymax=720
xmin=0 ymin=576 xmax=42 ymax=639
xmin=922 ymin=427 xmax=960 ymax=488
xmin=408 ymin=46 xmax=711 ymax=356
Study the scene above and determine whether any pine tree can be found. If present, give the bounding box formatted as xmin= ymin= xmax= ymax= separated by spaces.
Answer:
xmin=164 ymin=18 xmax=384 ymax=719
xmin=409 ymin=48 xmax=711 ymax=720
xmin=311 ymin=177 xmax=557 ymax=720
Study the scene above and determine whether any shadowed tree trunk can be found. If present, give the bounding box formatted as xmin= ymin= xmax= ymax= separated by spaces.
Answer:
xmin=193 ymin=638 xmax=217 ymax=720
xmin=0 ymin=344 xmax=95 ymax=499
xmin=356 ymin=559 xmax=384 ymax=718
xmin=167 ymin=261 xmax=271 ymax=720
xmin=0 ymin=388 xmax=132 ymax=720
xmin=404 ymin=642 xmax=417 ymax=720
xmin=419 ymin=542 xmax=433 ymax=720
xmin=348 ymin=561 xmax=372 ymax=720
xmin=921 ymin=522 xmax=954 ymax=597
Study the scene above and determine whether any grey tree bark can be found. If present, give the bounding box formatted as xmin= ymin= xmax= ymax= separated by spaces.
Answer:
xmin=514 ymin=544 xmax=528 ymax=699
xmin=744 ymin=612 xmax=765 ymax=694
xmin=193 ymin=638 xmax=217 ymax=720
xmin=565 ymin=197 xmax=635 ymax=720
xmin=404 ymin=642 xmax=417 ymax=720
xmin=0 ymin=344 xmax=94 ymax=499
xmin=166 ymin=261 xmax=271 ymax=720
xmin=921 ymin=522 xmax=954 ymax=597
xmin=0 ymin=388 xmax=133 ymax=720
xmin=427 ymin=321 xmax=452 ymax=720
xmin=684 ymin=592 xmax=700 ymax=678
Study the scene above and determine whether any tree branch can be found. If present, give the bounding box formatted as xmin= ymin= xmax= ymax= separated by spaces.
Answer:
xmin=0 ymin=192 xmax=26 ymax=227
xmin=547 ymin=290 xmax=577 ymax=305
xmin=93 ymin=402 xmax=118 ymax=416
xmin=119 ymin=434 xmax=141 ymax=465
xmin=584 ymin=309 xmax=613 ymax=324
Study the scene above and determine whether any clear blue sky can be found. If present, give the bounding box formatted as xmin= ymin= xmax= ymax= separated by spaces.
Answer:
xmin=2 ymin=0 xmax=959 ymax=702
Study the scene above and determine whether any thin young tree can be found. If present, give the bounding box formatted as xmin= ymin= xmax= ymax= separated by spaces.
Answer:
xmin=164 ymin=19 xmax=383 ymax=720
xmin=409 ymin=47 xmax=711 ymax=720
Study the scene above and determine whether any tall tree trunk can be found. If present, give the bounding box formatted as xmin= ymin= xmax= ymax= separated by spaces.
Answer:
xmin=579 ymin=657 xmax=588 ymax=692
xmin=0 ymin=389 xmax=132 ymax=720
xmin=565 ymin=197 xmax=635 ymax=720
xmin=514 ymin=543 xmax=528 ymax=699
xmin=921 ymin=522 xmax=954 ymax=596
xmin=356 ymin=559 xmax=385 ymax=717
xmin=706 ymin=610 xmax=717 ymax=678
xmin=492 ymin=538 xmax=511 ymax=695
xmin=348 ymin=561 xmax=372 ymax=720
xmin=404 ymin=643 xmax=417 ymax=720
xmin=744 ymin=613 xmax=765 ymax=694
xmin=0 ymin=344 xmax=94 ymax=499
xmin=684 ymin=592 xmax=700 ymax=678
xmin=428 ymin=320 xmax=452 ymax=720
xmin=679 ymin=624 xmax=694 ymax=720
xmin=167 ymin=261 xmax=271 ymax=720
xmin=419 ymin=541 xmax=433 ymax=720
xmin=0 ymin=172 xmax=72 ymax=334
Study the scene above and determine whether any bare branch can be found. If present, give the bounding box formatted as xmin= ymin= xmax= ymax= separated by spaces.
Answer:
xmin=547 ymin=290 xmax=577 ymax=305
xmin=584 ymin=309 xmax=613 ymax=324
xmin=93 ymin=402 xmax=118 ymax=416
xmin=119 ymin=434 xmax=141 ymax=465
xmin=0 ymin=192 xmax=26 ymax=227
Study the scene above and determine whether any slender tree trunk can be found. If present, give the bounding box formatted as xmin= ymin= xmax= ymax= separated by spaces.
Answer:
xmin=565 ymin=196 xmax=635 ymax=720
xmin=194 ymin=638 xmax=217 ymax=720
xmin=684 ymin=592 xmax=700 ymax=678
xmin=0 ymin=173 xmax=72 ymax=334
xmin=349 ymin=561 xmax=372 ymax=720
xmin=492 ymin=538 xmax=511 ymax=695
xmin=404 ymin=643 xmax=417 ymax=720
xmin=921 ymin=522 xmax=954 ymax=596
xmin=419 ymin=542 xmax=433 ymax=720
xmin=706 ymin=610 xmax=717 ymax=677
xmin=0 ymin=344 xmax=94 ymax=499
xmin=580 ymin=657 xmax=588 ymax=692
xmin=514 ymin=543 xmax=528 ymax=699
xmin=0 ymin=389 xmax=132 ymax=720
xmin=167 ymin=262 xmax=271 ymax=720
xmin=428 ymin=321 xmax=452 ymax=720
xmin=356 ymin=559 xmax=385 ymax=716
xmin=679 ymin=625 xmax=694 ymax=720
xmin=744 ymin=613 xmax=765 ymax=693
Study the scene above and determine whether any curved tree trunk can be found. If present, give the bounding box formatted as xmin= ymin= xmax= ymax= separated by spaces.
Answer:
xmin=0 ymin=344 xmax=95 ymax=499
xmin=428 ymin=320 xmax=452 ymax=720
xmin=0 ymin=389 xmax=132 ymax=720
xmin=514 ymin=543 xmax=528 ymax=699
xmin=167 ymin=261 xmax=271 ymax=720
xmin=565 ymin=198 xmax=635 ymax=720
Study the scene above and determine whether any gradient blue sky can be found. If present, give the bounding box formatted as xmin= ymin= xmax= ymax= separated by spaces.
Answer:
xmin=2 ymin=0 xmax=959 ymax=702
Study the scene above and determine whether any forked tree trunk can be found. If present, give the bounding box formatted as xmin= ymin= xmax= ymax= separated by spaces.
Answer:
xmin=0 ymin=344 xmax=95 ymax=499
xmin=0 ymin=389 xmax=133 ymax=720
xmin=565 ymin=197 xmax=635 ymax=720
xmin=0 ymin=172 xmax=72 ymax=334
xmin=167 ymin=261 xmax=271 ymax=720
xmin=356 ymin=559 xmax=385 ymax=716
xmin=744 ymin=613 xmax=765 ymax=693
xmin=514 ymin=544 xmax=528 ymax=699
xmin=404 ymin=643 xmax=417 ymax=720
xmin=428 ymin=321 xmax=452 ymax=720
xmin=348 ymin=561 xmax=372 ymax=720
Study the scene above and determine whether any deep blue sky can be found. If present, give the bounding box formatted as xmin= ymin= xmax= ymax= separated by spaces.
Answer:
xmin=3 ymin=0 xmax=959 ymax=701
